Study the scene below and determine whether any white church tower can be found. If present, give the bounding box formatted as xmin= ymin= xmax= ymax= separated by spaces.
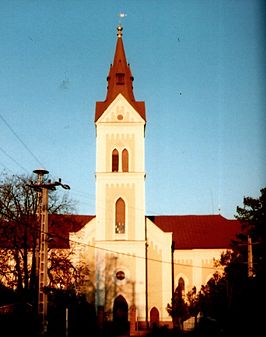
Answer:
xmin=94 ymin=25 xmax=147 ymax=330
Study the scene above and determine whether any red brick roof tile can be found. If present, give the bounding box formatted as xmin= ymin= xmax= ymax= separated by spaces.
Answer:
xmin=0 ymin=214 xmax=240 ymax=251
xmin=48 ymin=214 xmax=95 ymax=248
xmin=147 ymin=215 xmax=241 ymax=249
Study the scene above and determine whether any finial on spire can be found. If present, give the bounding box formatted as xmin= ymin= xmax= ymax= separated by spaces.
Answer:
xmin=117 ymin=12 xmax=127 ymax=37
xmin=117 ymin=24 xmax=123 ymax=38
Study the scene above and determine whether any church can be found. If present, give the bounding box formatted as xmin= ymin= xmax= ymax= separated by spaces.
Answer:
xmin=50 ymin=24 xmax=240 ymax=331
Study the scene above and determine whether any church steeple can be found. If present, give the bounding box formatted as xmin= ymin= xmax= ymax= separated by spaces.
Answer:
xmin=94 ymin=23 xmax=147 ymax=322
xmin=95 ymin=25 xmax=146 ymax=122
xmin=106 ymin=24 xmax=135 ymax=103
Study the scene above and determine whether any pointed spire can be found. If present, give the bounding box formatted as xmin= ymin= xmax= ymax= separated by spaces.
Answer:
xmin=105 ymin=25 xmax=135 ymax=102
xmin=95 ymin=25 xmax=146 ymax=122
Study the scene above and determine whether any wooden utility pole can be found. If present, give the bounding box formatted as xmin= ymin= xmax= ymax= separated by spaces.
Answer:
xmin=247 ymin=235 xmax=253 ymax=278
xmin=28 ymin=169 xmax=70 ymax=335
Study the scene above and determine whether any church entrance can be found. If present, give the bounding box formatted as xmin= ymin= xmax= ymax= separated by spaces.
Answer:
xmin=113 ymin=295 xmax=129 ymax=335
xmin=150 ymin=307 xmax=160 ymax=327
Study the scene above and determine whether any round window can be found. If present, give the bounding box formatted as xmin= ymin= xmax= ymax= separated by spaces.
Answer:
xmin=116 ymin=270 xmax=125 ymax=280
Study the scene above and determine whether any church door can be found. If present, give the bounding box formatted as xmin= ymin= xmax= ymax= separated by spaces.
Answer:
xmin=150 ymin=307 xmax=160 ymax=327
xmin=113 ymin=295 xmax=129 ymax=335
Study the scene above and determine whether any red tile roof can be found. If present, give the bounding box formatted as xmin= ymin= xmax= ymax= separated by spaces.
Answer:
xmin=48 ymin=214 xmax=95 ymax=248
xmin=148 ymin=215 xmax=241 ymax=249
xmin=50 ymin=214 xmax=241 ymax=250
xmin=0 ymin=215 xmax=95 ymax=249
xmin=0 ymin=214 xmax=240 ymax=251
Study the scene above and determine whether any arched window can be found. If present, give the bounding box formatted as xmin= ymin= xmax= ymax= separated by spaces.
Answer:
xmin=115 ymin=198 xmax=125 ymax=234
xmin=122 ymin=149 xmax=129 ymax=172
xmin=112 ymin=149 xmax=119 ymax=172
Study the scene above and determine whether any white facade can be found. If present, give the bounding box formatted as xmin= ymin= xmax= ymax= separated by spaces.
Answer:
xmin=68 ymin=25 xmax=236 ymax=328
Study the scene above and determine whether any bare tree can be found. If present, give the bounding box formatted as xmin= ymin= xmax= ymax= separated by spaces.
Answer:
xmin=0 ymin=171 xmax=79 ymax=301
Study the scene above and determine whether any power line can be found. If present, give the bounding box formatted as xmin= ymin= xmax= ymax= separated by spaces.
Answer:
xmin=0 ymin=169 xmax=226 ymax=273
xmin=0 ymin=169 xmax=236 ymax=264
xmin=19 ymin=215 xmax=223 ymax=271
xmin=0 ymin=161 xmax=12 ymax=172
xmin=1 ymin=212 xmax=223 ymax=272
xmin=0 ymin=146 xmax=29 ymax=173
xmin=0 ymin=113 xmax=44 ymax=168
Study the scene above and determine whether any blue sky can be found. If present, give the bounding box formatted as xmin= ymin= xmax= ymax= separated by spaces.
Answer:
xmin=0 ymin=0 xmax=265 ymax=219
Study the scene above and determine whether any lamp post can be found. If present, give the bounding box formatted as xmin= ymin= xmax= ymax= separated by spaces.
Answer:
xmin=28 ymin=169 xmax=70 ymax=335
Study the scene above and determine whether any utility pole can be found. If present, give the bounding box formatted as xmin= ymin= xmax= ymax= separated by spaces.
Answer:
xmin=28 ymin=168 xmax=70 ymax=335
xmin=247 ymin=234 xmax=253 ymax=278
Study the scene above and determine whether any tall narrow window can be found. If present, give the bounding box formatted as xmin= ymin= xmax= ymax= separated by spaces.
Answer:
xmin=122 ymin=149 xmax=129 ymax=172
xmin=112 ymin=149 xmax=119 ymax=172
xmin=115 ymin=198 xmax=125 ymax=234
